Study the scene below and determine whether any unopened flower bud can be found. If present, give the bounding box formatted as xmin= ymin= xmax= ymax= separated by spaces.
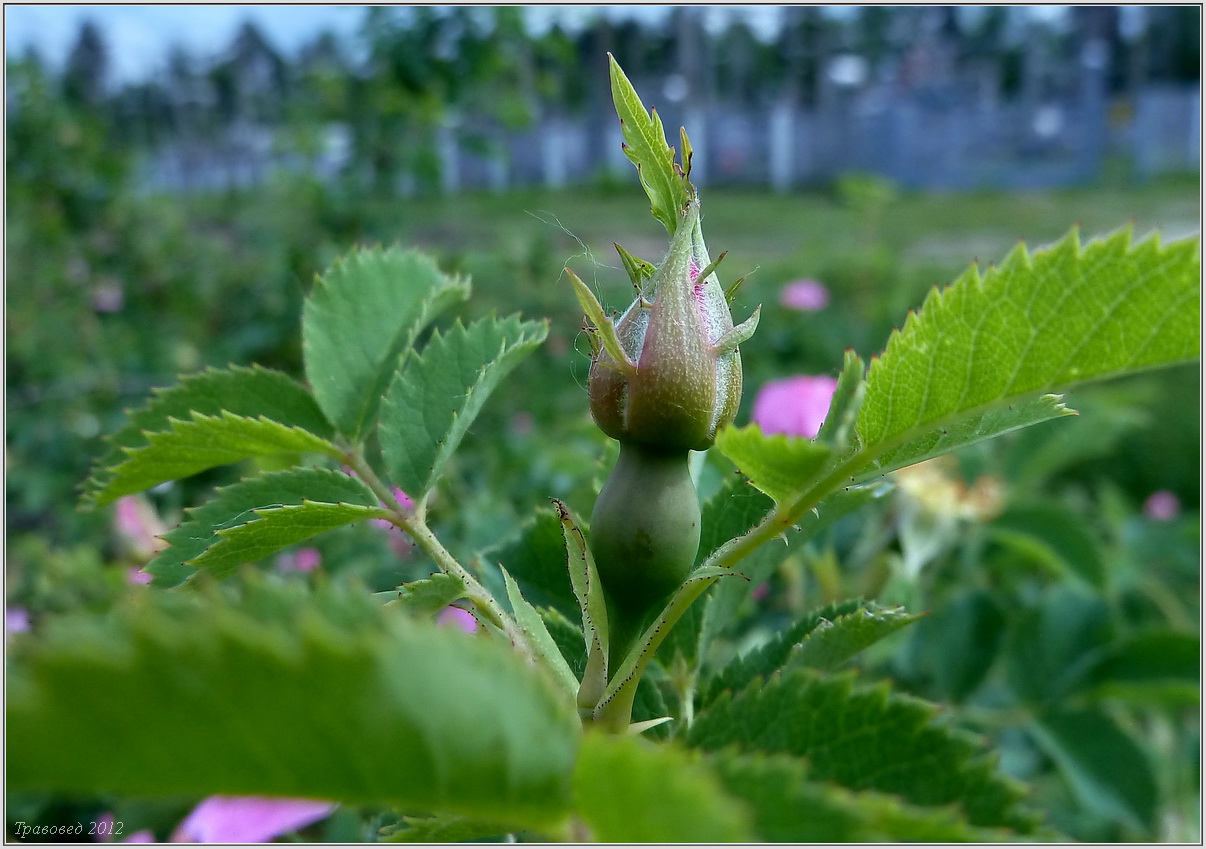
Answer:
xmin=579 ymin=201 xmax=759 ymax=452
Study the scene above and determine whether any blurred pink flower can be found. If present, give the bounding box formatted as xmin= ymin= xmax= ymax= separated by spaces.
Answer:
xmin=370 ymin=487 xmax=416 ymax=557
xmin=173 ymin=796 xmax=334 ymax=843
xmin=1143 ymin=490 xmax=1180 ymax=521
xmin=127 ymin=568 xmax=153 ymax=586
xmin=751 ymin=375 xmax=839 ymax=439
xmin=93 ymin=813 xmax=154 ymax=843
xmin=276 ymin=547 xmax=322 ymax=574
xmin=779 ymin=279 xmax=829 ymax=312
xmin=114 ymin=495 xmax=168 ymax=563
xmin=6 ymin=607 xmax=30 ymax=635
xmin=437 ymin=606 xmax=478 ymax=633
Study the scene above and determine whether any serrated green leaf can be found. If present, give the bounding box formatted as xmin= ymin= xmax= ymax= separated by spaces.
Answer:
xmin=83 ymin=365 xmax=334 ymax=508
xmin=817 ymin=350 xmax=867 ymax=452
xmin=703 ymin=600 xmax=921 ymax=705
xmin=99 ymin=412 xmax=340 ymax=507
xmin=481 ymin=508 xmax=578 ymax=621
xmin=714 ymin=424 xmax=833 ymax=504
xmin=856 ymin=228 xmax=1200 ymax=478
xmin=688 ymin=669 xmax=1035 ymax=832
xmin=501 ymin=566 xmax=580 ymax=699
xmin=710 ymin=751 xmax=1013 ymax=842
xmin=571 ymin=733 xmax=752 ymax=842
xmin=1029 ymin=707 xmax=1158 ymax=834
xmin=391 ymin=573 xmax=467 ymax=617
xmin=302 ymin=247 xmax=471 ymax=439
xmin=790 ymin=603 xmax=925 ymax=672
xmin=192 ymin=501 xmax=389 ymax=580
xmin=608 ymin=54 xmax=692 ymax=234
xmin=147 ymin=468 xmax=381 ymax=587
xmin=6 ymin=580 xmax=580 ymax=828
xmin=380 ymin=315 xmax=547 ymax=500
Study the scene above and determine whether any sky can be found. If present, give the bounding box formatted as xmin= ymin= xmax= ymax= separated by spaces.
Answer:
xmin=4 ymin=5 xmax=1074 ymax=85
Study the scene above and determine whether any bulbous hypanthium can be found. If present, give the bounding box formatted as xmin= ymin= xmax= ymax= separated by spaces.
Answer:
xmin=576 ymin=199 xmax=760 ymax=653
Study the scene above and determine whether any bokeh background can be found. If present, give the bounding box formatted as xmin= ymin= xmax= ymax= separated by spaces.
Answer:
xmin=5 ymin=5 xmax=1201 ymax=842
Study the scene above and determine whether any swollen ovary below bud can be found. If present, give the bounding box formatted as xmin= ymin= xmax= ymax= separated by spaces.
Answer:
xmin=589 ymin=441 xmax=700 ymax=660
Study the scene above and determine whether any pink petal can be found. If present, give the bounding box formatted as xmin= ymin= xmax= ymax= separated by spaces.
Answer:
xmin=1143 ymin=490 xmax=1180 ymax=522
xmin=779 ymin=279 xmax=829 ymax=312
xmin=751 ymin=375 xmax=839 ymax=439
xmin=123 ymin=831 xmax=155 ymax=843
xmin=175 ymin=796 xmax=335 ymax=843
xmin=437 ymin=606 xmax=478 ymax=633
xmin=5 ymin=607 xmax=30 ymax=634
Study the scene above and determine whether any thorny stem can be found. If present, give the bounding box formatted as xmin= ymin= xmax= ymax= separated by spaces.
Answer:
xmin=341 ymin=448 xmax=537 ymax=666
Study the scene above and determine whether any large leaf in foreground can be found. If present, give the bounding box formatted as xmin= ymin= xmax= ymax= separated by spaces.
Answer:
xmin=146 ymin=468 xmax=380 ymax=587
xmin=83 ymin=365 xmax=333 ymax=508
xmin=380 ymin=315 xmax=547 ymax=500
xmin=302 ymin=247 xmax=471 ymax=439
xmin=571 ymin=733 xmax=751 ymax=842
xmin=856 ymin=228 xmax=1200 ymax=477
xmin=7 ymin=581 xmax=580 ymax=829
xmin=688 ymin=669 xmax=1035 ymax=832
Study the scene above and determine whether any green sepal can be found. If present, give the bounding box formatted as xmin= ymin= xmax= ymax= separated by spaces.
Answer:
xmin=565 ymin=268 xmax=637 ymax=374
xmin=553 ymin=499 xmax=609 ymax=712
xmin=614 ymin=242 xmax=656 ymax=291
xmin=711 ymin=305 xmax=761 ymax=358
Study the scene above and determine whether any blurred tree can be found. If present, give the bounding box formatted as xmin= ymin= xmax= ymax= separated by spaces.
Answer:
xmin=62 ymin=19 xmax=109 ymax=110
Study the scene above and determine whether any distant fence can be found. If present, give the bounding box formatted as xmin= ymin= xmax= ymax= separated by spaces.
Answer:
xmin=139 ymin=83 xmax=1200 ymax=195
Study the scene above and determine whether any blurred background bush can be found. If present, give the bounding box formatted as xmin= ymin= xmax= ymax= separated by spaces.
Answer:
xmin=5 ymin=5 xmax=1200 ymax=842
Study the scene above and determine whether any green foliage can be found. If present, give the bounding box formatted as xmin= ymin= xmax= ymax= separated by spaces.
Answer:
xmin=688 ymin=669 xmax=1036 ymax=832
xmin=83 ymin=366 xmax=334 ymax=507
xmin=703 ymin=600 xmax=923 ymax=704
xmin=1029 ymin=708 xmax=1158 ymax=833
xmin=6 ymin=579 xmax=580 ymax=830
xmin=388 ymin=573 xmax=468 ymax=617
xmin=710 ymin=752 xmax=1010 ymax=842
xmin=714 ymin=425 xmax=832 ymax=504
xmin=482 ymin=508 xmax=578 ymax=620
xmin=190 ymin=501 xmax=389 ymax=580
xmin=606 ymin=54 xmax=692 ymax=235
xmin=302 ymin=247 xmax=471 ymax=439
xmin=571 ymin=733 xmax=752 ymax=842
xmin=92 ymin=412 xmax=340 ymax=508
xmin=379 ymin=315 xmax=548 ymax=500
xmin=501 ymin=567 xmax=580 ymax=698
xmin=856 ymin=228 xmax=1200 ymax=477
xmin=147 ymin=468 xmax=380 ymax=587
